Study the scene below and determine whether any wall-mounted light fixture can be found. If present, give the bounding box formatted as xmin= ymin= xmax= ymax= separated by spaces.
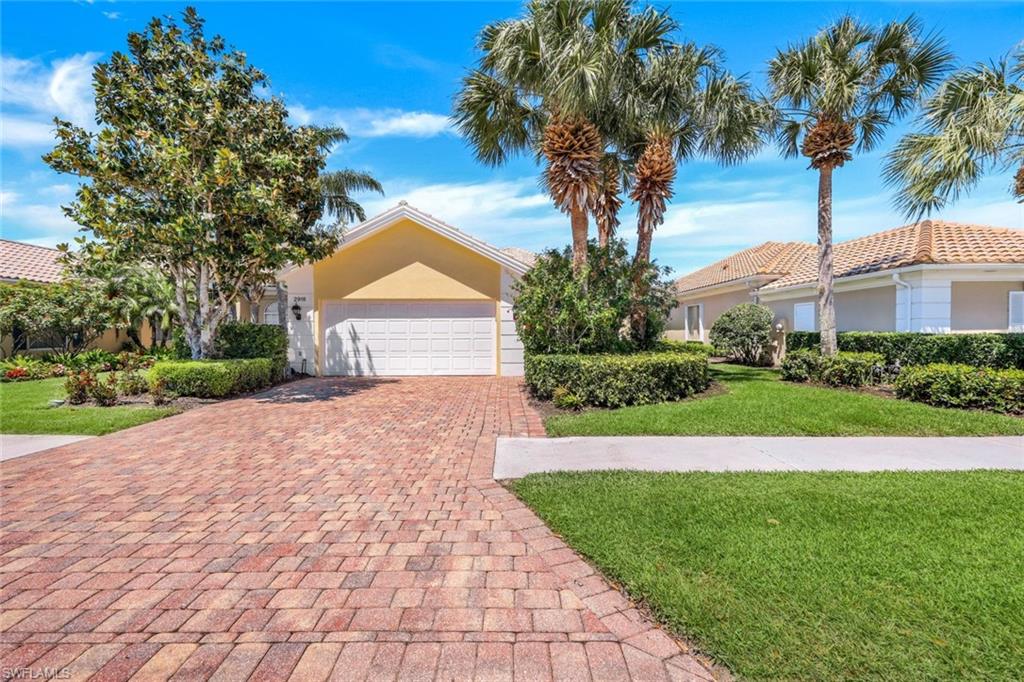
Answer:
xmin=291 ymin=303 xmax=302 ymax=320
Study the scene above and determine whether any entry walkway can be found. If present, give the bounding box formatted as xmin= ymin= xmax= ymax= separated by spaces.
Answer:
xmin=494 ymin=436 xmax=1024 ymax=478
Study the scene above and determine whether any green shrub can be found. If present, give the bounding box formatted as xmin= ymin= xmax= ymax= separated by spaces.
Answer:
xmin=780 ymin=349 xmax=823 ymax=382
xmin=64 ymin=370 xmax=96 ymax=404
xmin=88 ymin=373 xmax=120 ymax=406
xmin=780 ymin=350 xmax=886 ymax=387
xmin=513 ymin=241 xmax=676 ymax=354
xmin=552 ymin=386 xmax=584 ymax=410
xmin=709 ymin=303 xmax=775 ymax=365
xmin=147 ymin=358 xmax=276 ymax=398
xmin=118 ymin=370 xmax=148 ymax=396
xmin=525 ymin=352 xmax=710 ymax=408
xmin=787 ymin=331 xmax=1024 ymax=369
xmin=820 ymin=352 xmax=886 ymax=387
xmin=216 ymin=322 xmax=288 ymax=375
xmin=895 ymin=364 xmax=1024 ymax=414
xmin=72 ymin=349 xmax=118 ymax=371
xmin=654 ymin=339 xmax=713 ymax=355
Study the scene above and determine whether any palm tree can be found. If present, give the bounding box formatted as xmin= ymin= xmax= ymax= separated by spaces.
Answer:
xmin=625 ymin=45 xmax=772 ymax=336
xmin=884 ymin=48 xmax=1024 ymax=217
xmin=768 ymin=16 xmax=952 ymax=355
xmin=454 ymin=0 xmax=675 ymax=275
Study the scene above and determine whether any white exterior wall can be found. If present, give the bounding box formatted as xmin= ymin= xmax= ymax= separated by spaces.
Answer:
xmin=499 ymin=268 xmax=525 ymax=376
xmin=281 ymin=265 xmax=316 ymax=375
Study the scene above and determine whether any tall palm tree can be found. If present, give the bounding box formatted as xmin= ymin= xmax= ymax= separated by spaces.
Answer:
xmin=884 ymin=48 xmax=1024 ymax=217
xmin=454 ymin=0 xmax=675 ymax=275
xmin=625 ymin=45 xmax=772 ymax=336
xmin=768 ymin=16 xmax=952 ymax=355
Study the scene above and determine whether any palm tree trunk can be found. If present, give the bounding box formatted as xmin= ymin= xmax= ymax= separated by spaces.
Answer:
xmin=570 ymin=206 xmax=589 ymax=275
xmin=817 ymin=166 xmax=838 ymax=356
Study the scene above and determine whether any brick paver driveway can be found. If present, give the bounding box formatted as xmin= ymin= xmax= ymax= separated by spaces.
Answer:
xmin=1 ymin=377 xmax=717 ymax=680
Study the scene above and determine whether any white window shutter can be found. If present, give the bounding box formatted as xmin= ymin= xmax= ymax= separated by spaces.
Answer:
xmin=1009 ymin=291 xmax=1024 ymax=331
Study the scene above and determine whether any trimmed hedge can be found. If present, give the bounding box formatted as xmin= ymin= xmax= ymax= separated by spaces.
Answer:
xmin=780 ymin=350 xmax=886 ymax=387
xmin=787 ymin=331 xmax=1024 ymax=369
xmin=654 ymin=339 xmax=713 ymax=355
xmin=525 ymin=352 xmax=710 ymax=408
xmin=216 ymin=322 xmax=288 ymax=375
xmin=148 ymin=358 xmax=276 ymax=398
xmin=894 ymin=364 xmax=1024 ymax=414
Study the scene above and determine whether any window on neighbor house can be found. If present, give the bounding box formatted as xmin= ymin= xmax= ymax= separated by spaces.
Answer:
xmin=1010 ymin=291 xmax=1024 ymax=332
xmin=685 ymin=304 xmax=702 ymax=340
xmin=793 ymin=302 xmax=815 ymax=332
xmin=263 ymin=303 xmax=280 ymax=326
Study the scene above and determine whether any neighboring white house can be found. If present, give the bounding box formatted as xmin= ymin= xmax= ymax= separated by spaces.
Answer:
xmin=668 ymin=220 xmax=1024 ymax=341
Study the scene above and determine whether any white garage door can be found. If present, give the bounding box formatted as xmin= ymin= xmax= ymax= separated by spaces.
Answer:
xmin=322 ymin=301 xmax=496 ymax=376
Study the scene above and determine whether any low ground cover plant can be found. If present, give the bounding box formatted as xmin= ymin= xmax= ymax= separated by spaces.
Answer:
xmin=709 ymin=304 xmax=774 ymax=365
xmin=525 ymin=352 xmax=710 ymax=408
xmin=895 ymin=364 xmax=1024 ymax=414
xmin=787 ymin=331 xmax=1024 ymax=368
xmin=148 ymin=358 xmax=277 ymax=398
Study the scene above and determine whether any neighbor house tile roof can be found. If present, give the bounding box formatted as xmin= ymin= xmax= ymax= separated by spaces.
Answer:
xmin=761 ymin=220 xmax=1024 ymax=290
xmin=0 ymin=239 xmax=63 ymax=283
xmin=674 ymin=241 xmax=812 ymax=293
xmin=499 ymin=246 xmax=538 ymax=267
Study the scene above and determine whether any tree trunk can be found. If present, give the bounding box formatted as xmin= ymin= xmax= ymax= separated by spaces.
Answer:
xmin=597 ymin=223 xmax=610 ymax=249
xmin=276 ymin=283 xmax=287 ymax=332
xmin=817 ymin=166 xmax=838 ymax=356
xmin=570 ymin=206 xmax=589 ymax=276
xmin=197 ymin=263 xmax=216 ymax=359
xmin=126 ymin=326 xmax=144 ymax=350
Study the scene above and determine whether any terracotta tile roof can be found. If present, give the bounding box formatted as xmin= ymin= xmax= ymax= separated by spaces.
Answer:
xmin=0 ymin=239 xmax=63 ymax=283
xmin=761 ymin=220 xmax=1024 ymax=290
xmin=674 ymin=241 xmax=812 ymax=293
xmin=499 ymin=247 xmax=538 ymax=267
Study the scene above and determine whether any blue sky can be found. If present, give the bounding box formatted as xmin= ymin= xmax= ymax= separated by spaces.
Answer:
xmin=2 ymin=1 xmax=1022 ymax=277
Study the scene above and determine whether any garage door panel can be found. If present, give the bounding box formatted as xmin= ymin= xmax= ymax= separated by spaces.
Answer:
xmin=323 ymin=301 xmax=495 ymax=376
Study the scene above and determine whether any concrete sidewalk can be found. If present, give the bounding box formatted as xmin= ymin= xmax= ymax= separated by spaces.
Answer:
xmin=0 ymin=434 xmax=93 ymax=462
xmin=494 ymin=436 xmax=1024 ymax=478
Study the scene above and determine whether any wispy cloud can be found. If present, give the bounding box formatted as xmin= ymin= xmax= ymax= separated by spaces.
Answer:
xmin=373 ymin=44 xmax=449 ymax=75
xmin=290 ymin=104 xmax=452 ymax=138
xmin=360 ymin=177 xmax=563 ymax=249
xmin=102 ymin=11 xmax=121 ymax=21
xmin=0 ymin=52 xmax=101 ymax=148
xmin=0 ymin=187 xmax=81 ymax=246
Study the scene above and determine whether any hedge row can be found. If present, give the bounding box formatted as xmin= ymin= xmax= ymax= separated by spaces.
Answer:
xmin=148 ymin=358 xmax=277 ymax=398
xmin=787 ymin=331 xmax=1024 ymax=369
xmin=525 ymin=352 xmax=710 ymax=408
xmin=894 ymin=364 xmax=1024 ymax=414
xmin=780 ymin=350 xmax=887 ymax=387
xmin=653 ymin=339 xmax=714 ymax=355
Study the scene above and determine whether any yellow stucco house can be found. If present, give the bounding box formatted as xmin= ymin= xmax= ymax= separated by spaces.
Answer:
xmin=267 ymin=202 xmax=533 ymax=377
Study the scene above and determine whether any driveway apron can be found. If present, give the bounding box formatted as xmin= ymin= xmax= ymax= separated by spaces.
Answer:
xmin=0 ymin=377 xmax=717 ymax=681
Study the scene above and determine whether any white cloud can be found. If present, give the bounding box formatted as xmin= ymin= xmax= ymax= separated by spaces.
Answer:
xmin=0 ymin=116 xmax=58 ymax=147
xmin=0 ymin=51 xmax=100 ymax=148
xmin=102 ymin=11 xmax=120 ymax=20
xmin=359 ymin=177 xmax=563 ymax=249
xmin=0 ymin=188 xmax=82 ymax=245
xmin=289 ymin=104 xmax=452 ymax=138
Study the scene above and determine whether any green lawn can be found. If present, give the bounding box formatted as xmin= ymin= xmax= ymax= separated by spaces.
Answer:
xmin=545 ymin=363 xmax=1024 ymax=436
xmin=511 ymin=471 xmax=1024 ymax=680
xmin=0 ymin=376 xmax=177 ymax=436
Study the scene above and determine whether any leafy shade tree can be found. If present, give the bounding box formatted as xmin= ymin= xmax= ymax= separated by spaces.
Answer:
xmin=884 ymin=48 xmax=1024 ymax=216
xmin=0 ymin=280 xmax=114 ymax=354
xmin=768 ymin=16 xmax=952 ymax=355
xmin=512 ymin=241 xmax=675 ymax=354
xmin=454 ymin=0 xmax=675 ymax=274
xmin=45 ymin=8 xmax=369 ymax=359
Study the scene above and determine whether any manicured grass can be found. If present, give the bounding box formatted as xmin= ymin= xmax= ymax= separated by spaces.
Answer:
xmin=0 ymin=376 xmax=176 ymax=436
xmin=545 ymin=363 xmax=1024 ymax=436
xmin=511 ymin=471 xmax=1024 ymax=680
